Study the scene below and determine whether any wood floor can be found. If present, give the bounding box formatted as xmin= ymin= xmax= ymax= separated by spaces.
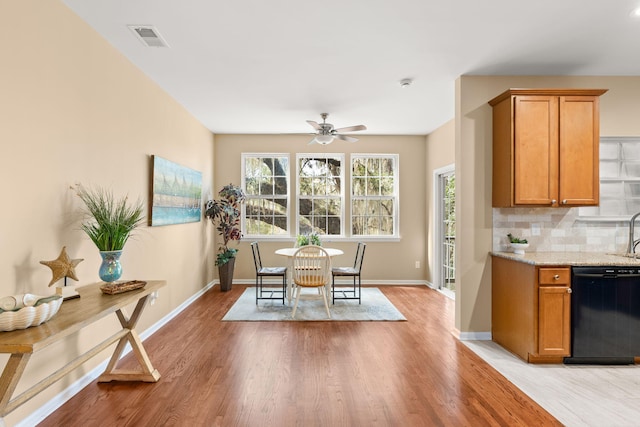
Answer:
xmin=39 ymin=285 xmax=561 ymax=426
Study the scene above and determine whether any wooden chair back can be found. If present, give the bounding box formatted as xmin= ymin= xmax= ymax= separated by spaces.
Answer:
xmin=292 ymin=245 xmax=331 ymax=288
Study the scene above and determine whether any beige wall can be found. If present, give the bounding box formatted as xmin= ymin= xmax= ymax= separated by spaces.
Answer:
xmin=11 ymin=0 xmax=640 ymax=422
xmin=214 ymin=134 xmax=427 ymax=283
xmin=1 ymin=1 xmax=215 ymax=423
xmin=425 ymin=120 xmax=455 ymax=285
xmin=456 ymin=75 xmax=640 ymax=336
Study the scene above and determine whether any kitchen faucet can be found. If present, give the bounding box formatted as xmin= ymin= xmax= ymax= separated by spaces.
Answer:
xmin=626 ymin=211 xmax=640 ymax=255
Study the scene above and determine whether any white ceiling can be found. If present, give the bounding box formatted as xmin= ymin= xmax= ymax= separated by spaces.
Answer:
xmin=62 ymin=0 xmax=640 ymax=136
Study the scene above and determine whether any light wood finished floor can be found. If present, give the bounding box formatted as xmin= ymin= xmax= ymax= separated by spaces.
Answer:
xmin=39 ymin=285 xmax=560 ymax=426
xmin=465 ymin=340 xmax=640 ymax=426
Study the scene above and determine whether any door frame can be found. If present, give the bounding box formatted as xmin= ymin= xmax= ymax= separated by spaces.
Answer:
xmin=433 ymin=163 xmax=455 ymax=297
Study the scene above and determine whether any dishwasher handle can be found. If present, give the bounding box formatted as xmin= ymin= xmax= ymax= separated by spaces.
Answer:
xmin=573 ymin=273 xmax=640 ymax=279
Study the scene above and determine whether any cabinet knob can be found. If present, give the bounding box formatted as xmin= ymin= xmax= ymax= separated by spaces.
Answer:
xmin=567 ymin=288 xmax=572 ymax=294
xmin=561 ymin=199 xmax=568 ymax=204
xmin=551 ymin=199 xmax=557 ymax=205
xmin=554 ymin=274 xmax=560 ymax=280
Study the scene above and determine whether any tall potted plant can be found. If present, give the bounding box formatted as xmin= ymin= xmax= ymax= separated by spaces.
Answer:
xmin=204 ymin=183 xmax=245 ymax=291
xmin=75 ymin=184 xmax=145 ymax=283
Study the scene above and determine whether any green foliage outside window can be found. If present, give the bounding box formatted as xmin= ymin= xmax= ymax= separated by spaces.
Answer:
xmin=351 ymin=156 xmax=397 ymax=236
xmin=244 ymin=155 xmax=289 ymax=236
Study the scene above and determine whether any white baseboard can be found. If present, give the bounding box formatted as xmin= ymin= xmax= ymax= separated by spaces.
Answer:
xmin=458 ymin=331 xmax=492 ymax=341
xmin=16 ymin=281 xmax=215 ymax=427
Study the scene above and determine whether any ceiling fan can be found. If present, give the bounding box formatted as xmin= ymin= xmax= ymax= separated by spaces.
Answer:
xmin=306 ymin=113 xmax=367 ymax=145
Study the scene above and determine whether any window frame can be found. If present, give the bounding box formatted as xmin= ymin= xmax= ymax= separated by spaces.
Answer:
xmin=241 ymin=153 xmax=291 ymax=239
xmin=295 ymin=153 xmax=345 ymax=238
xmin=350 ymin=153 xmax=400 ymax=239
xmin=578 ymin=137 xmax=640 ymax=222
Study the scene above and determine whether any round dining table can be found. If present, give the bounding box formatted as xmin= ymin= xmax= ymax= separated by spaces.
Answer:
xmin=275 ymin=247 xmax=344 ymax=303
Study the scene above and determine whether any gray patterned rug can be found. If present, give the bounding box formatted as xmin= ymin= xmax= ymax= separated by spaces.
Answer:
xmin=222 ymin=287 xmax=406 ymax=321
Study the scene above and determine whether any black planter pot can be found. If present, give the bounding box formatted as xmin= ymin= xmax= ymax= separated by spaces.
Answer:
xmin=218 ymin=257 xmax=236 ymax=292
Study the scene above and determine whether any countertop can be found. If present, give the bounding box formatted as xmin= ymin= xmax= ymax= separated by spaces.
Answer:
xmin=490 ymin=251 xmax=640 ymax=266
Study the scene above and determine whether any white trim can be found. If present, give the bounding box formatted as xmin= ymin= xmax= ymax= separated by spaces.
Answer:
xmin=458 ymin=331 xmax=492 ymax=341
xmin=16 ymin=281 xmax=215 ymax=427
xmin=433 ymin=164 xmax=455 ymax=292
xmin=437 ymin=287 xmax=455 ymax=300
xmin=241 ymin=153 xmax=291 ymax=238
xmin=295 ymin=153 xmax=345 ymax=237
xmin=350 ymin=153 xmax=400 ymax=238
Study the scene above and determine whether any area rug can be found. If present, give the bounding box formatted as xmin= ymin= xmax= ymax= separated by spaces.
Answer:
xmin=222 ymin=287 xmax=406 ymax=321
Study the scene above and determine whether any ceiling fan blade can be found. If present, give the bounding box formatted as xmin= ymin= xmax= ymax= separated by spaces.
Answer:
xmin=336 ymin=134 xmax=358 ymax=143
xmin=308 ymin=137 xmax=318 ymax=145
xmin=306 ymin=120 xmax=321 ymax=130
xmin=333 ymin=124 xmax=367 ymax=133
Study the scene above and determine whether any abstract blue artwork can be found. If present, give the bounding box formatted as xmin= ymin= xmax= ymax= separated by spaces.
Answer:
xmin=150 ymin=155 xmax=202 ymax=226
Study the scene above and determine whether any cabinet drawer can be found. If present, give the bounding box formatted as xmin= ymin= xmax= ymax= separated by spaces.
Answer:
xmin=538 ymin=268 xmax=570 ymax=285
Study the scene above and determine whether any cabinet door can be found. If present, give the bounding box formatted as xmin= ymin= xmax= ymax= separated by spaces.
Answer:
xmin=558 ymin=96 xmax=600 ymax=206
xmin=513 ymin=96 xmax=559 ymax=205
xmin=538 ymin=286 xmax=571 ymax=356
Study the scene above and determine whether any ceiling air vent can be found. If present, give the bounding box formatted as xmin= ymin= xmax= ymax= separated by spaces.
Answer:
xmin=127 ymin=25 xmax=169 ymax=48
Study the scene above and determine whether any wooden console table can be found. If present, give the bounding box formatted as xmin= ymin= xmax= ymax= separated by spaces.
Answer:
xmin=0 ymin=280 xmax=166 ymax=418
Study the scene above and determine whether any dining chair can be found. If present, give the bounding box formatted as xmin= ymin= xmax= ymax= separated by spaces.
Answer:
xmin=291 ymin=245 xmax=332 ymax=319
xmin=332 ymin=242 xmax=366 ymax=304
xmin=251 ymin=242 xmax=287 ymax=305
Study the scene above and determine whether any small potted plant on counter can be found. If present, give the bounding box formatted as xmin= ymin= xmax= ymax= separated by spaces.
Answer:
xmin=507 ymin=233 xmax=529 ymax=255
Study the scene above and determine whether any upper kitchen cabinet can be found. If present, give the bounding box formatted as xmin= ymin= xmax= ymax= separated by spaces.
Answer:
xmin=489 ymin=88 xmax=608 ymax=208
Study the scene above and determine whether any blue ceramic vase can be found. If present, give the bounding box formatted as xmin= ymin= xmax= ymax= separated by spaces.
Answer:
xmin=99 ymin=250 xmax=123 ymax=283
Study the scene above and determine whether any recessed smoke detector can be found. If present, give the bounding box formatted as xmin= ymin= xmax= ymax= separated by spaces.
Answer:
xmin=127 ymin=25 xmax=169 ymax=48
xmin=400 ymin=78 xmax=413 ymax=88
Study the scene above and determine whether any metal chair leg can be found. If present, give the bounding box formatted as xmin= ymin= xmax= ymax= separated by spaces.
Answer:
xmin=332 ymin=276 xmax=340 ymax=303
xmin=255 ymin=276 xmax=259 ymax=305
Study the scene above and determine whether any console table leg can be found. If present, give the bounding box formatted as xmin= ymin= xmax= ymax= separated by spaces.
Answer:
xmin=97 ymin=296 xmax=160 ymax=383
xmin=0 ymin=354 xmax=30 ymax=417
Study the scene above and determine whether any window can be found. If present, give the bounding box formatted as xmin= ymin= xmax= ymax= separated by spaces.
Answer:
xmin=296 ymin=154 xmax=344 ymax=236
xmin=351 ymin=154 xmax=399 ymax=237
xmin=242 ymin=154 xmax=289 ymax=236
xmin=579 ymin=137 xmax=640 ymax=220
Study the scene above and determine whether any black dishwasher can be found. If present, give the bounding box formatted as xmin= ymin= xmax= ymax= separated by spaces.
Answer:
xmin=565 ymin=266 xmax=640 ymax=364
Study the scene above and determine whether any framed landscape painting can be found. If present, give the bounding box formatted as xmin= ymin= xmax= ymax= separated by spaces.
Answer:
xmin=150 ymin=155 xmax=202 ymax=226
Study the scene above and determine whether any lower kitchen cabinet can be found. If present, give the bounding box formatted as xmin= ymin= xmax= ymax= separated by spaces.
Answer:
xmin=538 ymin=285 xmax=571 ymax=356
xmin=492 ymin=256 xmax=571 ymax=363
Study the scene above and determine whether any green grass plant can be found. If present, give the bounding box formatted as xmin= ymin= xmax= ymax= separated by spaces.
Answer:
xmin=76 ymin=185 xmax=145 ymax=251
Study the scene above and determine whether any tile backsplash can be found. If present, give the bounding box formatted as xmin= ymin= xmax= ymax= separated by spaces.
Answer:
xmin=493 ymin=208 xmax=630 ymax=253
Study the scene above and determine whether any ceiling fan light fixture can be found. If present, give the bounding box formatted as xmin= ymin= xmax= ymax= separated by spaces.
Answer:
xmin=315 ymin=134 xmax=335 ymax=145
xmin=306 ymin=113 xmax=366 ymax=145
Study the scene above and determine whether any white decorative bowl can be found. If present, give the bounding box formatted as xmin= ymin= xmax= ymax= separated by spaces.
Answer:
xmin=510 ymin=242 xmax=530 ymax=255
xmin=0 ymin=296 xmax=63 ymax=332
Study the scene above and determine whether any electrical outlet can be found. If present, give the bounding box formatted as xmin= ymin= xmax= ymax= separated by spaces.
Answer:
xmin=150 ymin=291 xmax=159 ymax=305
xmin=531 ymin=223 xmax=541 ymax=236
xmin=415 ymin=261 xmax=420 ymax=269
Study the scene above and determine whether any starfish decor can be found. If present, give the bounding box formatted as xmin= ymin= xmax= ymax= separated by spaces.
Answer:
xmin=40 ymin=246 xmax=84 ymax=287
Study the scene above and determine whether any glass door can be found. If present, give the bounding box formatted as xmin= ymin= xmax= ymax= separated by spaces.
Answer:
xmin=434 ymin=165 xmax=455 ymax=297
